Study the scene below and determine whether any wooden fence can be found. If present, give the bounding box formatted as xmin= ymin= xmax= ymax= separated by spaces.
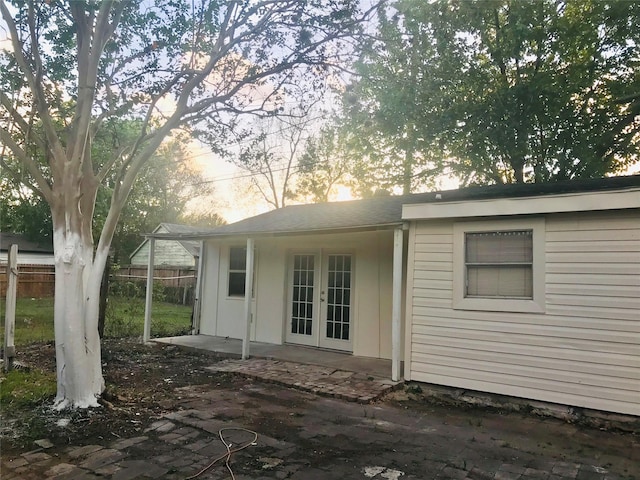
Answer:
xmin=0 ymin=264 xmax=55 ymax=298
xmin=1 ymin=264 xmax=197 ymax=304
xmin=115 ymin=266 xmax=196 ymax=288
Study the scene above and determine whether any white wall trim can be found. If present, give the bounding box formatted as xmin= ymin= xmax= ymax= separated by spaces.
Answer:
xmin=402 ymin=189 xmax=640 ymax=220
xmin=403 ymin=224 xmax=417 ymax=382
xmin=391 ymin=227 xmax=403 ymax=381
xmin=242 ymin=238 xmax=255 ymax=359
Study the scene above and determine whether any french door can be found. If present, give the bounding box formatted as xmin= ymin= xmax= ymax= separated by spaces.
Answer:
xmin=286 ymin=251 xmax=353 ymax=351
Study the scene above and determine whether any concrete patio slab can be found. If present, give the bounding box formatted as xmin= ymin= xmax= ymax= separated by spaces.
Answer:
xmin=154 ymin=334 xmax=393 ymax=378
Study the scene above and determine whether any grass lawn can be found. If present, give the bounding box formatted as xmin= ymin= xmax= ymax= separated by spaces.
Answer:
xmin=0 ymin=296 xmax=193 ymax=346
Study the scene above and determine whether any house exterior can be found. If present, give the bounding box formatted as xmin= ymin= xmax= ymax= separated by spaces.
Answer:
xmin=183 ymin=196 xmax=411 ymax=365
xmin=130 ymin=223 xmax=201 ymax=267
xmin=0 ymin=232 xmax=55 ymax=265
xmin=144 ymin=175 xmax=640 ymax=416
xmin=402 ymin=178 xmax=640 ymax=417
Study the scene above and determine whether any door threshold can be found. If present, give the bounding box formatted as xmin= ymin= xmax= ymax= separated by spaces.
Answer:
xmin=283 ymin=342 xmax=353 ymax=355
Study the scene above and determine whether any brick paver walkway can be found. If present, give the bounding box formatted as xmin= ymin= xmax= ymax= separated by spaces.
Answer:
xmin=207 ymin=358 xmax=402 ymax=403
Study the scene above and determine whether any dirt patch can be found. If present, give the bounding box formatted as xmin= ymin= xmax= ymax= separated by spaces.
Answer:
xmin=1 ymin=338 xmax=241 ymax=453
xmin=2 ymin=341 xmax=639 ymax=480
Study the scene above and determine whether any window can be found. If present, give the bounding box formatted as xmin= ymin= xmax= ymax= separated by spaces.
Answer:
xmin=465 ymin=230 xmax=533 ymax=299
xmin=228 ymin=246 xmax=246 ymax=297
xmin=453 ymin=219 xmax=545 ymax=313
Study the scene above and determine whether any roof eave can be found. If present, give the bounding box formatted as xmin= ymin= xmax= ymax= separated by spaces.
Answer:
xmin=144 ymin=221 xmax=405 ymax=242
xmin=402 ymin=186 xmax=640 ymax=220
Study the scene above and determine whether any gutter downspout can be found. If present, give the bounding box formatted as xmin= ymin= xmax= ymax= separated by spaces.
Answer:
xmin=392 ymin=226 xmax=403 ymax=381
xmin=242 ymin=238 xmax=255 ymax=359
xmin=143 ymin=237 xmax=155 ymax=344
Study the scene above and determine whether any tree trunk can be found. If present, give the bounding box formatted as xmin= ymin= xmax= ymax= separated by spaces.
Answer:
xmin=98 ymin=253 xmax=111 ymax=338
xmin=403 ymin=144 xmax=413 ymax=195
xmin=512 ymin=160 xmax=525 ymax=183
xmin=52 ymin=227 xmax=105 ymax=409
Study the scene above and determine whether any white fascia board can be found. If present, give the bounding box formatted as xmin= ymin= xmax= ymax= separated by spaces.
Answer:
xmin=402 ymin=188 xmax=640 ymax=220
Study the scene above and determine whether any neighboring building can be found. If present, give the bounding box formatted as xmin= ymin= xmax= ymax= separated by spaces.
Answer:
xmin=0 ymin=232 xmax=54 ymax=265
xmin=144 ymin=175 xmax=640 ymax=416
xmin=0 ymin=232 xmax=55 ymax=297
xmin=129 ymin=223 xmax=201 ymax=267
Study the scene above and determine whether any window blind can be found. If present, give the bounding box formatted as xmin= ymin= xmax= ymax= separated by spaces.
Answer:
xmin=465 ymin=230 xmax=533 ymax=299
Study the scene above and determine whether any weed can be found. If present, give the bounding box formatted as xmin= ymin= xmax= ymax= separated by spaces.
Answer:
xmin=406 ymin=383 xmax=423 ymax=395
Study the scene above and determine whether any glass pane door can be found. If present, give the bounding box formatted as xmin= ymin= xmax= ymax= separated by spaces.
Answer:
xmin=321 ymin=254 xmax=352 ymax=349
xmin=290 ymin=254 xmax=315 ymax=337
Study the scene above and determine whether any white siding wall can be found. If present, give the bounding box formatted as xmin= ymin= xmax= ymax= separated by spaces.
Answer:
xmin=253 ymin=241 xmax=287 ymax=344
xmin=214 ymin=242 xmax=251 ymax=339
xmin=198 ymin=242 xmax=220 ymax=337
xmin=406 ymin=211 xmax=640 ymax=416
xmin=198 ymin=231 xmax=395 ymax=359
xmin=0 ymin=252 xmax=55 ymax=265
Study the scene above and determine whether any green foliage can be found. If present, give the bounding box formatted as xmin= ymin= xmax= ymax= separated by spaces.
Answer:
xmin=109 ymin=139 xmax=217 ymax=263
xmin=1 ymin=0 xmax=365 ymax=254
xmin=178 ymin=210 xmax=226 ymax=229
xmin=345 ymin=0 xmax=640 ymax=187
xmin=1 ymin=0 xmax=368 ymax=405
xmin=295 ymin=126 xmax=353 ymax=202
xmin=0 ymin=127 xmax=216 ymax=261
xmin=0 ymin=183 xmax=53 ymax=244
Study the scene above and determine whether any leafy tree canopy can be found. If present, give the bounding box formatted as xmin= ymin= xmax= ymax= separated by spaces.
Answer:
xmin=0 ymin=0 xmax=371 ymax=408
xmin=1 ymin=125 xmax=220 ymax=263
xmin=344 ymin=0 xmax=640 ymax=188
xmin=295 ymin=125 xmax=353 ymax=202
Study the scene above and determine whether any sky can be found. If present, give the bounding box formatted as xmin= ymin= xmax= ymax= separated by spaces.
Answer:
xmin=185 ymin=141 xmax=270 ymax=223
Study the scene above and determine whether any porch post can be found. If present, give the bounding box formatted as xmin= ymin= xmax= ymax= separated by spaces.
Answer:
xmin=143 ymin=237 xmax=155 ymax=343
xmin=3 ymin=244 xmax=18 ymax=372
xmin=191 ymin=240 xmax=205 ymax=335
xmin=242 ymin=238 xmax=255 ymax=360
xmin=392 ymin=226 xmax=403 ymax=381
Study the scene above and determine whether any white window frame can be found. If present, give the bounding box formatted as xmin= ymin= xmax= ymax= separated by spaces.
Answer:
xmin=453 ymin=218 xmax=545 ymax=313
xmin=227 ymin=246 xmax=247 ymax=298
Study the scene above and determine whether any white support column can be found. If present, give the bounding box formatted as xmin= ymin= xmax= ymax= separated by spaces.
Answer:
xmin=3 ymin=244 xmax=18 ymax=371
xmin=143 ymin=237 xmax=155 ymax=343
xmin=242 ymin=238 xmax=255 ymax=360
xmin=392 ymin=226 xmax=404 ymax=381
xmin=191 ymin=240 xmax=205 ymax=335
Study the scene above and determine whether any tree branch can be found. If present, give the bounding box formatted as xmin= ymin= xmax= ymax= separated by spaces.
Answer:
xmin=0 ymin=0 xmax=67 ymax=182
xmin=0 ymin=127 xmax=53 ymax=201
xmin=0 ymin=91 xmax=46 ymax=152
